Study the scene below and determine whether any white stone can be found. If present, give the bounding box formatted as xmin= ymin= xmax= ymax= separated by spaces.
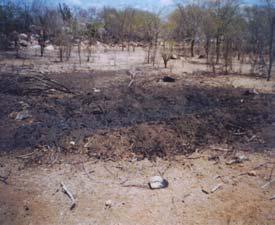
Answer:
xmin=15 ymin=110 xmax=31 ymax=120
xmin=45 ymin=45 xmax=55 ymax=51
xmin=105 ymin=200 xmax=112 ymax=208
xmin=19 ymin=33 xmax=28 ymax=40
xmin=30 ymin=45 xmax=40 ymax=49
xmin=148 ymin=176 xmax=168 ymax=189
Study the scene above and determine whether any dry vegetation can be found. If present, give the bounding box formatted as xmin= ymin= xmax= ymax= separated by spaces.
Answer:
xmin=0 ymin=0 xmax=275 ymax=225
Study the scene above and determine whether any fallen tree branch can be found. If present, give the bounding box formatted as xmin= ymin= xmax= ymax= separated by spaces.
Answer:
xmin=211 ymin=183 xmax=223 ymax=193
xmin=60 ymin=182 xmax=76 ymax=210
xmin=128 ymin=79 xmax=134 ymax=88
xmin=0 ymin=171 xmax=11 ymax=185
xmin=268 ymin=165 xmax=274 ymax=181
xmin=210 ymin=147 xmax=231 ymax=152
xmin=0 ymin=175 xmax=9 ymax=185
xmin=252 ymin=162 xmax=275 ymax=171
xmin=16 ymin=151 xmax=36 ymax=159
xmin=36 ymin=74 xmax=75 ymax=94
xmin=261 ymin=179 xmax=275 ymax=189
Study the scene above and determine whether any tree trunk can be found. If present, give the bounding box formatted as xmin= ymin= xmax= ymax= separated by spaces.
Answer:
xmin=15 ymin=40 xmax=19 ymax=58
xmin=216 ymin=36 xmax=220 ymax=64
xmin=267 ymin=17 xmax=275 ymax=81
xmin=164 ymin=57 xmax=169 ymax=68
xmin=78 ymin=41 xmax=81 ymax=64
xmin=38 ymin=30 xmax=46 ymax=57
xmin=190 ymin=39 xmax=195 ymax=57
xmin=40 ymin=44 xmax=45 ymax=57
xmin=152 ymin=33 xmax=159 ymax=66
xmin=224 ymin=40 xmax=230 ymax=75
xmin=147 ymin=44 xmax=152 ymax=64
xmin=59 ymin=47 xmax=63 ymax=62
xmin=205 ymin=37 xmax=210 ymax=63
xmin=164 ymin=60 xmax=168 ymax=68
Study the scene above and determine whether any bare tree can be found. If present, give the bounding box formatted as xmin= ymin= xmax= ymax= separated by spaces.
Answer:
xmin=266 ymin=0 xmax=275 ymax=81
xmin=161 ymin=43 xmax=173 ymax=68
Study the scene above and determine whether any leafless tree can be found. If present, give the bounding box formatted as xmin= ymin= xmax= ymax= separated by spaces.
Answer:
xmin=266 ymin=0 xmax=275 ymax=81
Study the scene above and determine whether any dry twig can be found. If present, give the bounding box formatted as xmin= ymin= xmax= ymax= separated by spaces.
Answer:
xmin=16 ymin=151 xmax=36 ymax=159
xmin=60 ymin=182 xmax=76 ymax=210
xmin=211 ymin=183 xmax=223 ymax=193
xmin=261 ymin=179 xmax=275 ymax=189
xmin=0 ymin=175 xmax=9 ymax=185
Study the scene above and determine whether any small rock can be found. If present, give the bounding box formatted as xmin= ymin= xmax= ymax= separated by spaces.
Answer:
xmin=208 ymin=155 xmax=220 ymax=161
xmin=238 ymin=155 xmax=249 ymax=162
xmin=19 ymin=40 xmax=28 ymax=47
xmin=170 ymin=54 xmax=178 ymax=60
xmin=45 ymin=45 xmax=55 ymax=51
xmin=148 ymin=176 xmax=169 ymax=189
xmin=30 ymin=45 xmax=41 ymax=49
xmin=243 ymin=89 xmax=259 ymax=96
xmin=247 ymin=170 xmax=257 ymax=176
xmin=162 ymin=76 xmax=175 ymax=83
xmin=226 ymin=155 xmax=249 ymax=165
xmin=19 ymin=33 xmax=28 ymax=40
xmin=70 ymin=141 xmax=76 ymax=146
xmin=15 ymin=110 xmax=32 ymax=120
xmin=19 ymin=101 xmax=29 ymax=109
xmin=93 ymin=88 xmax=100 ymax=93
xmin=105 ymin=200 xmax=112 ymax=208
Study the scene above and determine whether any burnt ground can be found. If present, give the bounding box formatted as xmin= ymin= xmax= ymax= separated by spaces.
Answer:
xmin=0 ymin=69 xmax=273 ymax=163
xmin=0 ymin=66 xmax=275 ymax=225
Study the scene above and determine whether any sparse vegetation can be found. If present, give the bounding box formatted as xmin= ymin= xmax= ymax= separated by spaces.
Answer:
xmin=0 ymin=0 xmax=275 ymax=225
xmin=1 ymin=0 xmax=273 ymax=78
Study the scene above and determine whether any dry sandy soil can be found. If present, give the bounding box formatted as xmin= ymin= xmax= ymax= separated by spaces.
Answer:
xmin=0 ymin=151 xmax=275 ymax=225
xmin=0 ymin=47 xmax=275 ymax=225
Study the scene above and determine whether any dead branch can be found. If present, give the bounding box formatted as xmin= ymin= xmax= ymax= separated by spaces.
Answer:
xmin=0 ymin=171 xmax=11 ymax=185
xmin=252 ymin=162 xmax=272 ymax=170
xmin=128 ymin=79 xmax=134 ymax=88
xmin=60 ymin=182 xmax=76 ymax=210
xmin=82 ymin=163 xmax=95 ymax=181
xmin=0 ymin=175 xmax=9 ymax=185
xmin=16 ymin=151 xmax=36 ymax=159
xmin=186 ymin=156 xmax=204 ymax=160
xmin=251 ymin=162 xmax=275 ymax=173
xmin=211 ymin=183 xmax=223 ymax=193
xmin=103 ymin=164 xmax=116 ymax=177
xmin=201 ymin=188 xmax=209 ymax=194
xmin=210 ymin=146 xmax=231 ymax=152
xmin=157 ymin=162 xmax=172 ymax=177
xmin=37 ymin=76 xmax=74 ymax=94
xmin=261 ymin=179 xmax=275 ymax=189
xmin=268 ymin=165 xmax=274 ymax=181
xmin=121 ymin=183 xmax=149 ymax=189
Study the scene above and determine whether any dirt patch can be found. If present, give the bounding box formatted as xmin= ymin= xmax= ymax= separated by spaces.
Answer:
xmin=0 ymin=151 xmax=274 ymax=225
